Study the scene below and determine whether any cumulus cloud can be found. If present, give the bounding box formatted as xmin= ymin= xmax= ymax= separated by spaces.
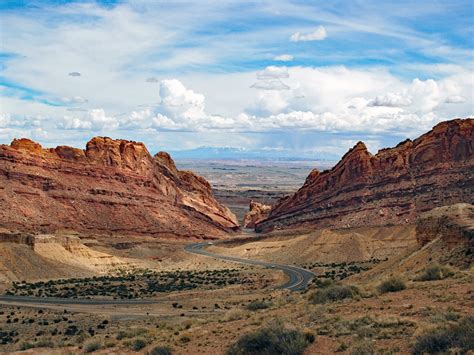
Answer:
xmin=0 ymin=113 xmax=11 ymax=127
xmin=368 ymin=93 xmax=412 ymax=107
xmin=290 ymin=26 xmax=327 ymax=42
xmin=256 ymin=66 xmax=289 ymax=79
xmin=60 ymin=109 xmax=118 ymax=130
xmin=273 ymin=54 xmax=293 ymax=62
xmin=252 ymin=66 xmax=291 ymax=91
xmin=157 ymin=79 xmax=205 ymax=121
xmin=251 ymin=79 xmax=290 ymax=91
xmin=445 ymin=95 xmax=466 ymax=104
xmin=6 ymin=66 xmax=471 ymax=146
xmin=68 ymin=72 xmax=81 ymax=77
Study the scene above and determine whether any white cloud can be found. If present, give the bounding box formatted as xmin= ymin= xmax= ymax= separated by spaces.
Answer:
xmin=445 ymin=95 xmax=466 ymax=104
xmin=60 ymin=109 xmax=118 ymax=130
xmin=273 ymin=54 xmax=294 ymax=62
xmin=256 ymin=66 xmax=289 ymax=79
xmin=0 ymin=113 xmax=11 ymax=128
xmin=60 ymin=96 xmax=88 ymax=104
xmin=290 ymin=26 xmax=327 ymax=42
xmin=158 ymin=79 xmax=206 ymax=121
xmin=68 ymin=72 xmax=81 ymax=77
xmin=368 ymin=93 xmax=412 ymax=107
xmin=251 ymin=79 xmax=290 ymax=91
xmin=252 ymin=66 xmax=291 ymax=91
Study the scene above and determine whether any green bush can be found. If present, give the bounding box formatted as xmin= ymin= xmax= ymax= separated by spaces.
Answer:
xmin=129 ymin=338 xmax=147 ymax=351
xmin=412 ymin=316 xmax=474 ymax=354
xmin=416 ymin=264 xmax=454 ymax=281
xmin=310 ymin=284 xmax=359 ymax=304
xmin=149 ymin=346 xmax=173 ymax=355
xmin=227 ymin=322 xmax=314 ymax=355
xmin=377 ymin=277 xmax=406 ymax=294
xmin=246 ymin=300 xmax=271 ymax=311
xmin=84 ymin=339 xmax=102 ymax=353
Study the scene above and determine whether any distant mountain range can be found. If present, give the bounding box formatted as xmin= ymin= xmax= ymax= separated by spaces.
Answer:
xmin=168 ymin=146 xmax=340 ymax=161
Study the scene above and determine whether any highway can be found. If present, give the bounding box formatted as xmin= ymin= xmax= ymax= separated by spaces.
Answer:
xmin=0 ymin=241 xmax=314 ymax=309
xmin=184 ymin=242 xmax=315 ymax=291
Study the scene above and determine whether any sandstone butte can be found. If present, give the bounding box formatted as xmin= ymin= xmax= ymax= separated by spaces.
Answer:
xmin=256 ymin=118 xmax=474 ymax=233
xmin=243 ymin=201 xmax=272 ymax=229
xmin=0 ymin=137 xmax=239 ymax=239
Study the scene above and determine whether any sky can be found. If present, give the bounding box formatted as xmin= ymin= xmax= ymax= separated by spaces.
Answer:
xmin=0 ymin=0 xmax=473 ymax=158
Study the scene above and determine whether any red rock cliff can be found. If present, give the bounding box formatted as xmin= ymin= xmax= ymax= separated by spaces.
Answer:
xmin=256 ymin=118 xmax=474 ymax=232
xmin=0 ymin=137 xmax=239 ymax=239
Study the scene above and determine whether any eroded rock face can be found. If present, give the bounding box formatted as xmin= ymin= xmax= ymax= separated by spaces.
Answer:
xmin=256 ymin=118 xmax=474 ymax=232
xmin=416 ymin=203 xmax=473 ymax=248
xmin=0 ymin=137 xmax=239 ymax=239
xmin=243 ymin=201 xmax=272 ymax=228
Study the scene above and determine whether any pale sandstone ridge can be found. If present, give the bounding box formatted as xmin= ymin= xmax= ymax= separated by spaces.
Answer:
xmin=416 ymin=203 xmax=473 ymax=266
xmin=0 ymin=232 xmax=145 ymax=281
xmin=0 ymin=137 xmax=238 ymax=238
xmin=243 ymin=201 xmax=272 ymax=228
xmin=256 ymin=118 xmax=474 ymax=232
xmin=349 ymin=204 xmax=474 ymax=283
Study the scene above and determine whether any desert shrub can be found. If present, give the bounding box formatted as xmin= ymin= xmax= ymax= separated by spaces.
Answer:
xmin=18 ymin=342 xmax=35 ymax=351
xmin=84 ymin=339 xmax=102 ymax=353
xmin=116 ymin=328 xmax=148 ymax=340
xmin=129 ymin=338 xmax=147 ymax=351
xmin=246 ymin=300 xmax=271 ymax=311
xmin=310 ymin=284 xmax=359 ymax=304
xmin=19 ymin=338 xmax=54 ymax=350
xmin=149 ymin=345 xmax=173 ymax=355
xmin=313 ymin=278 xmax=334 ymax=289
xmin=179 ymin=336 xmax=190 ymax=344
xmin=416 ymin=264 xmax=454 ymax=281
xmin=336 ymin=342 xmax=349 ymax=352
xmin=227 ymin=322 xmax=314 ymax=355
xmin=349 ymin=341 xmax=375 ymax=355
xmin=224 ymin=309 xmax=245 ymax=322
xmin=377 ymin=277 xmax=406 ymax=294
xmin=412 ymin=316 xmax=474 ymax=354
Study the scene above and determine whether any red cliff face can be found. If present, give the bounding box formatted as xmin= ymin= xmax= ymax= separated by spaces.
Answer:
xmin=256 ymin=118 xmax=474 ymax=232
xmin=0 ymin=137 xmax=239 ymax=239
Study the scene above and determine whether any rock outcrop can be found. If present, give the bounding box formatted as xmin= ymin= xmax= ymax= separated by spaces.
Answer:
xmin=243 ymin=201 xmax=272 ymax=228
xmin=416 ymin=203 xmax=473 ymax=254
xmin=256 ymin=118 xmax=474 ymax=232
xmin=0 ymin=137 xmax=239 ymax=239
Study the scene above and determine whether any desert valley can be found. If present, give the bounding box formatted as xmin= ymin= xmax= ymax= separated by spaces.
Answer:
xmin=0 ymin=118 xmax=472 ymax=354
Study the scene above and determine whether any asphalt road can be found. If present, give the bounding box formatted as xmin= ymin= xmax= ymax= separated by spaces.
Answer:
xmin=184 ymin=242 xmax=315 ymax=291
xmin=0 ymin=241 xmax=315 ymax=308
xmin=0 ymin=295 xmax=160 ymax=305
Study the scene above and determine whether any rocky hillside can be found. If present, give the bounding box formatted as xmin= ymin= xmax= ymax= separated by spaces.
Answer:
xmin=256 ymin=118 xmax=474 ymax=232
xmin=0 ymin=137 xmax=238 ymax=239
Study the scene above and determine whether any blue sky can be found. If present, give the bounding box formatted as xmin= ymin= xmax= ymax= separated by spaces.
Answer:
xmin=0 ymin=0 xmax=473 ymax=157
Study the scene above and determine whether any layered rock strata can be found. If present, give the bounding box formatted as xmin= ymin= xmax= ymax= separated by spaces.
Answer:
xmin=256 ymin=119 xmax=474 ymax=232
xmin=0 ymin=137 xmax=239 ymax=238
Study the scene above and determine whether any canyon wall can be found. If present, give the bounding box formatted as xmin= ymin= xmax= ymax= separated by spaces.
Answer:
xmin=0 ymin=137 xmax=239 ymax=239
xmin=256 ymin=118 xmax=474 ymax=232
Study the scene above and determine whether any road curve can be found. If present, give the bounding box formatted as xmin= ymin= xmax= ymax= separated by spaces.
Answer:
xmin=184 ymin=242 xmax=315 ymax=291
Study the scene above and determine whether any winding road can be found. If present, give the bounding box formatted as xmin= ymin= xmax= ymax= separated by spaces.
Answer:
xmin=0 ymin=241 xmax=315 ymax=308
xmin=184 ymin=242 xmax=315 ymax=291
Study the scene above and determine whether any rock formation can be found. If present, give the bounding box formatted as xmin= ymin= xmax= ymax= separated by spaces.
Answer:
xmin=0 ymin=137 xmax=239 ymax=239
xmin=416 ymin=203 xmax=473 ymax=261
xmin=243 ymin=201 xmax=272 ymax=228
xmin=256 ymin=118 xmax=474 ymax=232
